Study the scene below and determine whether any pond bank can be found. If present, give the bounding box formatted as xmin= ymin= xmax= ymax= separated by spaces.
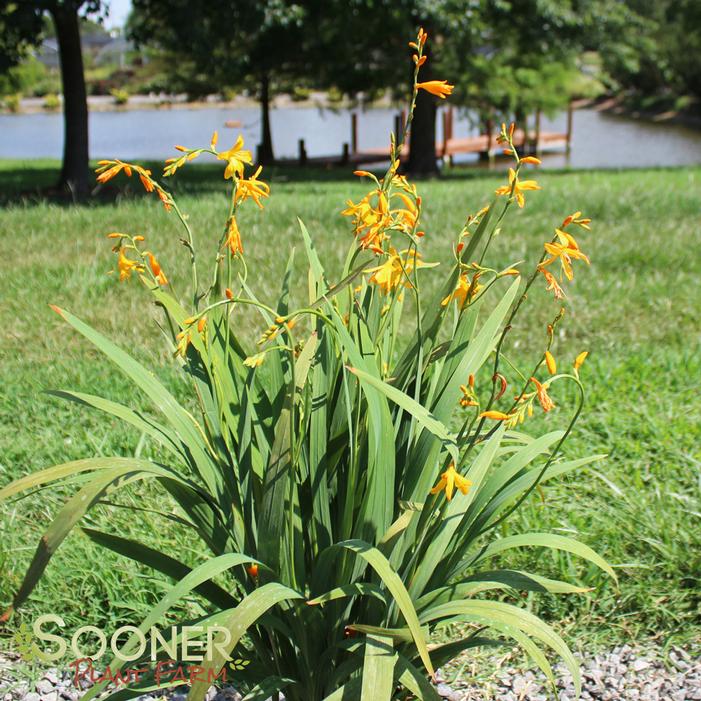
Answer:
xmin=579 ymin=96 xmax=701 ymax=132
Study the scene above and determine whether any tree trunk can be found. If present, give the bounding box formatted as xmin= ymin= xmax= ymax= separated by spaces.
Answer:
xmin=407 ymin=45 xmax=438 ymax=176
xmin=258 ymin=74 xmax=274 ymax=165
xmin=51 ymin=3 xmax=90 ymax=199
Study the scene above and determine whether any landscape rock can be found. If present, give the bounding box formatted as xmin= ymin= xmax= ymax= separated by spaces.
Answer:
xmin=1 ymin=643 xmax=700 ymax=701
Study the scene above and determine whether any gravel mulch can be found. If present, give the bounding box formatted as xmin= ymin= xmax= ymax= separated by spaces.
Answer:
xmin=1 ymin=644 xmax=699 ymax=701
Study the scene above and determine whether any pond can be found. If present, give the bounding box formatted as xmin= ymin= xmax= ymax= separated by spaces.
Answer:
xmin=2 ymin=104 xmax=701 ymax=170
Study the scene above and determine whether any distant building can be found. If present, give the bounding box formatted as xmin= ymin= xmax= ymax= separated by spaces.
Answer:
xmin=35 ymin=31 xmax=113 ymax=69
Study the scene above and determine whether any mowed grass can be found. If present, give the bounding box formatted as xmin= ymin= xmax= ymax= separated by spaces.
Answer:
xmin=0 ymin=160 xmax=699 ymax=654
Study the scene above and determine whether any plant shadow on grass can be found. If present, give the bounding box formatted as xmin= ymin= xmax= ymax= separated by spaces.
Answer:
xmin=3 ymin=158 xmax=695 ymax=209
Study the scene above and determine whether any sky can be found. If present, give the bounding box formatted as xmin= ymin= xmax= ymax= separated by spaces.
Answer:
xmin=104 ymin=0 xmax=132 ymax=29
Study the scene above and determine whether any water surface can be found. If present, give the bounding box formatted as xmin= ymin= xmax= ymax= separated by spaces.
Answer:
xmin=1 ymin=105 xmax=700 ymax=169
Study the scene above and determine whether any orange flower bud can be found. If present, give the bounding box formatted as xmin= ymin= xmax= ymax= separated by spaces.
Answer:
xmin=493 ymin=373 xmax=508 ymax=400
xmin=225 ymin=288 xmax=234 ymax=300
xmin=246 ymin=563 xmax=259 ymax=578
xmin=520 ymin=156 xmax=541 ymax=165
xmin=574 ymin=351 xmax=588 ymax=371
xmin=545 ymin=351 xmax=557 ymax=375
xmin=197 ymin=317 xmax=207 ymax=334
xmin=480 ymin=410 xmax=513 ymax=421
xmin=107 ymin=233 xmax=124 ymax=239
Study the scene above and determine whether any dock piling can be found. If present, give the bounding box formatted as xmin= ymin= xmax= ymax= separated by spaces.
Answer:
xmin=566 ymin=101 xmax=573 ymax=154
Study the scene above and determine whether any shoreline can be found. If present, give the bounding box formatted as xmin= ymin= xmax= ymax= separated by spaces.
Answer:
xmin=2 ymin=92 xmax=397 ymax=116
xmin=3 ymin=93 xmax=700 ymax=134
xmin=577 ymin=95 xmax=701 ymax=132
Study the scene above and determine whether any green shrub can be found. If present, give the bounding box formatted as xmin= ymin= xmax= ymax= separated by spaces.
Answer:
xmin=2 ymin=93 xmax=21 ymax=113
xmin=1 ymin=29 xmax=612 ymax=701
xmin=110 ymin=87 xmax=130 ymax=105
xmin=43 ymin=93 xmax=60 ymax=111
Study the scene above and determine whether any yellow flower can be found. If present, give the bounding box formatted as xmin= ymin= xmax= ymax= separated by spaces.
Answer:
xmin=479 ymin=410 xmax=514 ymax=421
xmin=545 ymin=350 xmax=557 ymax=375
xmin=96 ymin=160 xmax=155 ymax=193
xmin=146 ymin=252 xmax=168 ymax=286
xmin=441 ymin=272 xmax=482 ymax=308
xmin=561 ymin=211 xmax=591 ymax=230
xmin=542 ymin=237 xmax=589 ymax=281
xmin=530 ymin=377 xmax=555 ymax=412
xmin=367 ymin=248 xmax=426 ymax=294
xmin=574 ymin=351 xmax=589 ymax=372
xmin=116 ymin=248 xmax=143 ymax=282
xmin=95 ymin=159 xmax=126 ymax=183
xmin=156 ymin=187 xmax=172 ymax=212
xmin=538 ymin=266 xmax=565 ymax=299
xmin=520 ymin=156 xmax=541 ymax=165
xmin=235 ymin=166 xmax=270 ymax=209
xmin=392 ymin=191 xmax=419 ymax=233
xmin=244 ymin=353 xmax=266 ymax=368
xmin=416 ymin=80 xmax=454 ymax=99
xmin=175 ymin=330 xmax=191 ymax=357
xmin=224 ymin=216 xmax=244 ymax=256
xmin=495 ymin=168 xmax=541 ymax=208
xmin=217 ymin=135 xmax=253 ymax=179
xmin=342 ymin=189 xmax=391 ymax=250
xmin=459 ymin=384 xmax=478 ymax=408
xmin=430 ymin=463 xmax=472 ymax=501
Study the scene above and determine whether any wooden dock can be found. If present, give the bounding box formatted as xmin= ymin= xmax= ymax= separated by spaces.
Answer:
xmin=241 ymin=105 xmax=573 ymax=168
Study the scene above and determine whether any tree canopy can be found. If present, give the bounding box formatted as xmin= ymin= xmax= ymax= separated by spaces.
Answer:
xmin=0 ymin=0 xmax=107 ymax=196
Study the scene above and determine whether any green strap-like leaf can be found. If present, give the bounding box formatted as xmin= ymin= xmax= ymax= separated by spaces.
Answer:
xmin=394 ymin=653 xmax=442 ymax=701
xmin=51 ymin=307 xmax=224 ymax=499
xmin=47 ymin=390 xmax=185 ymax=458
xmin=361 ymin=634 xmax=395 ymax=700
xmin=0 ymin=457 xmax=153 ymax=501
xmin=468 ymin=532 xmax=617 ymax=581
xmin=7 ymin=461 xmax=204 ymax=613
xmin=241 ymin=677 xmax=298 ymax=701
xmin=187 ymin=583 xmax=304 ymax=701
xmin=338 ymin=539 xmax=434 ymax=678
xmin=409 ymin=425 xmax=505 ymax=598
xmin=347 ymin=366 xmax=459 ymax=463
xmin=307 ymin=583 xmax=389 ymax=607
xmin=423 ymin=599 xmax=578 ymax=695
xmin=321 ymin=677 xmax=362 ymax=701
xmin=81 ymin=528 xmax=237 ymax=609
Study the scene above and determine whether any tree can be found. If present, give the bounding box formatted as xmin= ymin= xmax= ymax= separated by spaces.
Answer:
xmin=438 ymin=0 xmax=601 ymax=146
xmin=593 ymin=0 xmax=701 ymax=102
xmin=129 ymin=0 xmax=443 ymax=170
xmin=129 ymin=0 xmax=309 ymax=164
xmin=0 ymin=1 xmax=104 ymax=197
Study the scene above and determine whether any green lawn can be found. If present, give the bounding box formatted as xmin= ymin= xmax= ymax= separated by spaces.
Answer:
xmin=0 ymin=160 xmax=699 ymax=655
